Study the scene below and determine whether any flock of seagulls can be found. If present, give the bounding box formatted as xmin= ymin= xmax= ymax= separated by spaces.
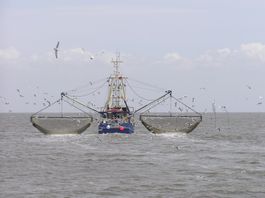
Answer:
xmin=1 ymin=86 xmax=55 ymax=113
xmin=0 ymin=41 xmax=264 ymax=115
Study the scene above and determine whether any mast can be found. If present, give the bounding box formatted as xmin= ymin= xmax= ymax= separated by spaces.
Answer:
xmin=104 ymin=52 xmax=127 ymax=110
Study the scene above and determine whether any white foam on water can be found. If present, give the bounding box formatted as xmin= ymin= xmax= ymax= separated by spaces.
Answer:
xmin=49 ymin=134 xmax=78 ymax=137
xmin=155 ymin=132 xmax=188 ymax=139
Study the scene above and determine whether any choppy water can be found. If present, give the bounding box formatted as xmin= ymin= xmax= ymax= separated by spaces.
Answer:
xmin=1 ymin=113 xmax=265 ymax=198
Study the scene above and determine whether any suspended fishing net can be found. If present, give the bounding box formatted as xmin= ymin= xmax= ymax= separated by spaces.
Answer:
xmin=137 ymin=91 xmax=202 ymax=133
xmin=31 ymin=115 xmax=93 ymax=134
xmin=140 ymin=113 xmax=202 ymax=133
xmin=30 ymin=93 xmax=95 ymax=134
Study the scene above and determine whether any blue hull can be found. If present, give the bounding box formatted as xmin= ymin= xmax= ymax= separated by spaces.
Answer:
xmin=98 ymin=122 xmax=134 ymax=134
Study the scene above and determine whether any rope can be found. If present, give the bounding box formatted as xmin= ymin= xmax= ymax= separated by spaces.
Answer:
xmin=134 ymin=90 xmax=172 ymax=114
xmin=66 ymin=77 xmax=108 ymax=94
xmin=31 ymin=99 xmax=61 ymax=116
xmin=62 ymin=94 xmax=99 ymax=113
xmin=63 ymin=99 xmax=92 ymax=117
xmin=67 ymin=80 xmax=108 ymax=98
xmin=129 ymin=78 xmax=165 ymax=91
xmin=142 ymin=95 xmax=171 ymax=113
xmin=125 ymin=79 xmax=156 ymax=101
xmin=172 ymin=96 xmax=202 ymax=116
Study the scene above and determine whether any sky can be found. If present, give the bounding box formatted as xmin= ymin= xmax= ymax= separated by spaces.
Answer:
xmin=1 ymin=0 xmax=265 ymax=113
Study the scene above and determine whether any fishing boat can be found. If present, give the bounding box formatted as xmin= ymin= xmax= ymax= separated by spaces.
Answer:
xmin=30 ymin=53 xmax=202 ymax=134
xmin=98 ymin=55 xmax=134 ymax=134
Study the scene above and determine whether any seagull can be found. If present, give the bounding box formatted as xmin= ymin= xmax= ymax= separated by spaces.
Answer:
xmin=81 ymin=48 xmax=95 ymax=61
xmin=81 ymin=48 xmax=86 ymax=53
xmin=16 ymin=89 xmax=20 ymax=93
xmin=54 ymin=41 xmax=60 ymax=58
xmin=257 ymin=102 xmax=262 ymax=105
xmin=246 ymin=85 xmax=252 ymax=90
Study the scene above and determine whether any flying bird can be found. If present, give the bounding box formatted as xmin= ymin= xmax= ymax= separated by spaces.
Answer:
xmin=81 ymin=48 xmax=86 ymax=53
xmin=54 ymin=41 xmax=60 ymax=58
xmin=81 ymin=48 xmax=95 ymax=61
xmin=246 ymin=85 xmax=252 ymax=90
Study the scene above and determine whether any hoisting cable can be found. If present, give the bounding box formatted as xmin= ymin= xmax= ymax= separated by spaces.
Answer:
xmin=66 ymin=79 xmax=108 ymax=98
xmin=125 ymin=79 xmax=156 ymax=101
xmin=61 ymin=94 xmax=63 ymax=117
xmin=141 ymin=95 xmax=171 ymax=113
xmin=62 ymin=92 xmax=100 ymax=113
xmin=129 ymin=77 xmax=165 ymax=92
xmin=123 ymin=99 xmax=131 ymax=115
xmin=31 ymin=99 xmax=61 ymax=117
xmin=63 ymin=99 xmax=93 ymax=117
xmin=172 ymin=96 xmax=202 ymax=116
xmin=66 ymin=77 xmax=108 ymax=94
xmin=134 ymin=90 xmax=172 ymax=114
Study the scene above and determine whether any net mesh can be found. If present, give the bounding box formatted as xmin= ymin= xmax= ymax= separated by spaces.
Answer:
xmin=140 ymin=113 xmax=202 ymax=133
xmin=31 ymin=116 xmax=93 ymax=134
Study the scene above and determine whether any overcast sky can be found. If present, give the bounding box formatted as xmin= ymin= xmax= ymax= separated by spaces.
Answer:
xmin=1 ymin=0 xmax=265 ymax=112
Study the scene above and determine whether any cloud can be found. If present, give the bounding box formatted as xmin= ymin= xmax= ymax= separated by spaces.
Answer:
xmin=196 ymin=42 xmax=265 ymax=68
xmin=160 ymin=52 xmax=192 ymax=70
xmin=164 ymin=52 xmax=183 ymax=62
xmin=159 ymin=43 xmax=265 ymax=70
xmin=197 ymin=48 xmax=236 ymax=65
xmin=0 ymin=47 xmax=20 ymax=60
xmin=240 ymin=42 xmax=265 ymax=62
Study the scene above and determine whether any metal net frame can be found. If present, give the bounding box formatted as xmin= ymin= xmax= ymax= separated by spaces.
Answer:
xmin=138 ymin=91 xmax=202 ymax=133
xmin=30 ymin=93 xmax=95 ymax=134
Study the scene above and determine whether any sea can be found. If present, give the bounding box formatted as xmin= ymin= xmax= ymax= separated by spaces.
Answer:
xmin=0 ymin=113 xmax=265 ymax=198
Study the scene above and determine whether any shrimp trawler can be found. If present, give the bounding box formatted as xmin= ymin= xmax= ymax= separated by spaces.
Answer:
xmin=98 ymin=55 xmax=134 ymax=134
xmin=30 ymin=53 xmax=202 ymax=134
